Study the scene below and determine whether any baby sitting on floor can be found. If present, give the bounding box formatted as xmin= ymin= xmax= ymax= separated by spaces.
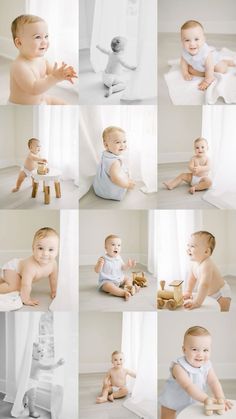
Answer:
xmin=94 ymin=234 xmax=139 ymax=301
xmin=0 ymin=227 xmax=59 ymax=306
xmin=93 ymin=126 xmax=135 ymax=201
xmin=96 ymin=350 xmax=136 ymax=404
xmin=9 ymin=14 xmax=77 ymax=105
xmin=180 ymin=20 xmax=235 ymax=90
xmin=23 ymin=342 xmax=64 ymax=418
xmin=96 ymin=36 xmax=136 ymax=97
xmin=12 ymin=138 xmax=47 ymax=192
xmin=163 ymin=137 xmax=211 ymax=194
xmin=184 ymin=231 xmax=231 ymax=311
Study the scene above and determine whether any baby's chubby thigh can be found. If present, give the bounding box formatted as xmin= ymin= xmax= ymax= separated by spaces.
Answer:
xmin=2 ymin=269 xmax=21 ymax=291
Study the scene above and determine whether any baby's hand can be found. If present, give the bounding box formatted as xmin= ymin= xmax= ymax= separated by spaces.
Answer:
xmin=127 ymin=179 xmax=135 ymax=190
xmin=131 ymin=66 xmax=137 ymax=71
xmin=183 ymin=72 xmax=193 ymax=81
xmin=57 ymin=358 xmax=65 ymax=366
xmin=127 ymin=258 xmax=136 ymax=268
xmin=183 ymin=291 xmax=192 ymax=300
xmin=97 ymin=257 xmax=105 ymax=267
xmin=51 ymin=291 xmax=56 ymax=299
xmin=23 ymin=298 xmax=39 ymax=306
xmin=41 ymin=158 xmax=47 ymax=163
xmin=184 ymin=299 xmax=200 ymax=310
xmin=51 ymin=62 xmax=78 ymax=84
xmin=198 ymin=78 xmax=213 ymax=91
xmin=225 ymin=399 xmax=234 ymax=410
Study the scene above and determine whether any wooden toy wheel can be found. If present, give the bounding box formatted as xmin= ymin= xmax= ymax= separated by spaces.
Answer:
xmin=157 ymin=298 xmax=165 ymax=309
xmin=166 ymin=299 xmax=177 ymax=310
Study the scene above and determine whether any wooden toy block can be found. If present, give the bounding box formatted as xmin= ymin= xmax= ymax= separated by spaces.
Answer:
xmin=132 ymin=271 xmax=148 ymax=287
xmin=157 ymin=280 xmax=184 ymax=310
xmin=204 ymin=397 xmax=225 ymax=416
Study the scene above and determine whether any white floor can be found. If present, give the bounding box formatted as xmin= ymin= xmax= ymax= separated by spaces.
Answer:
xmin=158 ymin=33 xmax=236 ymax=106
xmin=0 ymin=56 xmax=78 ymax=105
xmin=0 ymin=395 xmax=50 ymax=419
xmin=157 ymin=162 xmax=217 ymax=209
xmin=0 ymin=166 xmax=79 ymax=209
xmin=79 ymin=49 xmax=157 ymax=105
xmin=79 ymin=373 xmax=139 ymax=419
xmin=79 ymin=264 xmax=157 ymax=312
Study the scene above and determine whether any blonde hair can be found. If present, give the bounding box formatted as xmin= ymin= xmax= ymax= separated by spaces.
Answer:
xmin=105 ymin=234 xmax=120 ymax=247
xmin=181 ymin=20 xmax=204 ymax=32
xmin=102 ymin=126 xmax=125 ymax=144
xmin=33 ymin=227 xmax=59 ymax=247
xmin=111 ymin=350 xmax=123 ymax=358
xmin=28 ymin=138 xmax=39 ymax=149
xmin=194 ymin=137 xmax=208 ymax=147
xmin=11 ymin=14 xmax=45 ymax=43
xmin=192 ymin=231 xmax=215 ymax=254
xmin=184 ymin=326 xmax=210 ymax=343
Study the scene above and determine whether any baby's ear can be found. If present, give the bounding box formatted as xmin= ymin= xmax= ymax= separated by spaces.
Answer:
xmin=14 ymin=37 xmax=21 ymax=48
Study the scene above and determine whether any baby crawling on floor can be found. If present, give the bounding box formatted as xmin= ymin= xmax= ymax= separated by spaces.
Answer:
xmin=95 ymin=234 xmax=140 ymax=301
xmin=164 ymin=137 xmax=211 ymax=194
xmin=12 ymin=138 xmax=47 ymax=192
xmin=0 ymin=227 xmax=59 ymax=306
xmin=96 ymin=351 xmax=136 ymax=404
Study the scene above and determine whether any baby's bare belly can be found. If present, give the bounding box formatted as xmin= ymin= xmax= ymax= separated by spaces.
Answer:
xmin=9 ymin=82 xmax=46 ymax=105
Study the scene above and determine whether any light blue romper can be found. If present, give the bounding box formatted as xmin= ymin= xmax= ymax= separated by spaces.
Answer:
xmin=159 ymin=356 xmax=211 ymax=414
xmin=93 ymin=151 xmax=128 ymax=201
xmin=98 ymin=254 xmax=125 ymax=290
xmin=182 ymin=42 xmax=221 ymax=72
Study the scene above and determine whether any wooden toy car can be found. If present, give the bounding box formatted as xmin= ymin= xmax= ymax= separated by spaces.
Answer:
xmin=204 ymin=397 xmax=224 ymax=415
xmin=132 ymin=271 xmax=148 ymax=287
xmin=37 ymin=162 xmax=49 ymax=175
xmin=157 ymin=280 xmax=184 ymax=310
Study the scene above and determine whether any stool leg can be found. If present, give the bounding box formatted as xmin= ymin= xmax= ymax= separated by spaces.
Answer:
xmin=43 ymin=181 xmax=46 ymax=193
xmin=54 ymin=182 xmax=61 ymax=198
xmin=32 ymin=181 xmax=39 ymax=198
xmin=44 ymin=186 xmax=50 ymax=205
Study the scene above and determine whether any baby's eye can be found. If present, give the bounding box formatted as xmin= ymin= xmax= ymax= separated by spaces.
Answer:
xmin=49 ymin=248 xmax=54 ymax=252
xmin=45 ymin=34 xmax=49 ymax=39
xmin=38 ymin=247 xmax=43 ymax=250
xmin=192 ymin=348 xmax=197 ymax=351
xmin=204 ymin=349 xmax=209 ymax=352
xmin=35 ymin=35 xmax=41 ymax=39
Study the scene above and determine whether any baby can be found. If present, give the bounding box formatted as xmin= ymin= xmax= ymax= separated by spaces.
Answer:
xmin=12 ymin=138 xmax=47 ymax=192
xmin=163 ymin=137 xmax=211 ymax=194
xmin=96 ymin=350 xmax=136 ymax=404
xmin=23 ymin=342 xmax=64 ymax=418
xmin=9 ymin=14 xmax=77 ymax=105
xmin=159 ymin=326 xmax=233 ymax=419
xmin=96 ymin=36 xmax=136 ymax=97
xmin=0 ymin=227 xmax=59 ymax=306
xmin=184 ymin=231 xmax=231 ymax=311
xmin=181 ymin=20 xmax=235 ymax=90
xmin=93 ymin=126 xmax=135 ymax=201
xmin=94 ymin=234 xmax=139 ymax=301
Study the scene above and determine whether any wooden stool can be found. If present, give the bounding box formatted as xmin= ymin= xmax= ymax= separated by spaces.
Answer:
xmin=31 ymin=169 xmax=62 ymax=205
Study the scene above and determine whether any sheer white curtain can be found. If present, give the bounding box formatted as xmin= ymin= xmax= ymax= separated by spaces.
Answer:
xmin=79 ymin=105 xmax=157 ymax=198
xmin=50 ymin=210 xmax=78 ymax=312
xmin=4 ymin=313 xmax=41 ymax=417
xmin=51 ymin=313 xmax=78 ymax=419
xmin=122 ymin=312 xmax=157 ymax=419
xmin=27 ymin=0 xmax=78 ymax=71
xmin=156 ymin=210 xmax=202 ymax=287
xmin=34 ymin=106 xmax=79 ymax=185
xmin=90 ymin=0 xmax=157 ymax=100
xmin=148 ymin=210 xmax=157 ymax=276
xmin=202 ymin=106 xmax=236 ymax=209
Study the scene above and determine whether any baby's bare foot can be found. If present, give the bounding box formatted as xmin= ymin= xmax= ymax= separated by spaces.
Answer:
xmin=134 ymin=284 xmax=140 ymax=293
xmin=104 ymin=87 xmax=112 ymax=98
xmin=163 ymin=181 xmax=173 ymax=190
xmin=227 ymin=60 xmax=236 ymax=67
xmin=124 ymin=291 xmax=131 ymax=301
xmin=189 ymin=186 xmax=196 ymax=194
xmin=12 ymin=187 xmax=19 ymax=192
xmin=96 ymin=396 xmax=108 ymax=404
xmin=108 ymin=394 xmax=114 ymax=402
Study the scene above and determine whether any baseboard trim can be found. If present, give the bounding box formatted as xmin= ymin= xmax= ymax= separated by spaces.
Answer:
xmin=0 ymin=159 xmax=16 ymax=169
xmin=79 ymin=38 xmax=90 ymax=50
xmin=158 ymin=152 xmax=191 ymax=164
xmin=0 ymin=378 xmax=5 ymax=393
xmin=80 ymin=362 xmax=110 ymax=374
xmin=0 ymin=36 xmax=17 ymax=60
xmin=158 ymin=22 xmax=236 ymax=34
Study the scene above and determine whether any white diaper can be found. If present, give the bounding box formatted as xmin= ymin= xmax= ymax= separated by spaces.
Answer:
xmin=210 ymin=281 xmax=232 ymax=301
xmin=21 ymin=166 xmax=36 ymax=177
xmin=27 ymin=378 xmax=38 ymax=391
xmin=0 ymin=292 xmax=22 ymax=311
xmin=1 ymin=258 xmax=22 ymax=275
xmin=103 ymin=72 xmax=125 ymax=87
xmin=191 ymin=175 xmax=203 ymax=186
xmin=112 ymin=386 xmax=122 ymax=392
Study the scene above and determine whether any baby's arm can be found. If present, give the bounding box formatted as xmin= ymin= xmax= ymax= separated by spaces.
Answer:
xmin=119 ymin=57 xmax=136 ymax=71
xmin=184 ymin=265 xmax=211 ymax=309
xmin=122 ymin=258 xmax=136 ymax=270
xmin=38 ymin=358 xmax=65 ymax=371
xmin=96 ymin=45 xmax=110 ymax=55
xmin=20 ymin=264 xmax=39 ymax=306
xmin=110 ymin=160 xmax=135 ymax=190
xmin=126 ymin=368 xmax=136 ymax=378
xmin=173 ymin=364 xmax=209 ymax=403
xmin=180 ymin=57 xmax=193 ymax=81
xmin=29 ymin=153 xmax=47 ymax=163
xmin=94 ymin=257 xmax=105 ymax=273
xmin=198 ymin=53 xmax=215 ymax=90
xmin=49 ymin=261 xmax=58 ymax=299
xmin=207 ymin=368 xmax=233 ymax=411
xmin=183 ymin=270 xmax=197 ymax=300
xmin=193 ymin=157 xmax=211 ymax=176
xmin=46 ymin=61 xmax=77 ymax=84
xmin=188 ymin=157 xmax=197 ymax=173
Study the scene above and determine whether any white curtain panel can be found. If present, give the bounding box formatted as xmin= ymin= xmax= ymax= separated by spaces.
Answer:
xmin=4 ymin=313 xmax=41 ymax=417
xmin=34 ymin=106 xmax=79 ymax=185
xmin=49 ymin=210 xmax=78 ymax=312
xmin=202 ymin=106 xmax=236 ymax=209
xmin=79 ymin=105 xmax=157 ymax=198
xmin=148 ymin=210 xmax=157 ymax=276
xmin=51 ymin=313 xmax=78 ymax=419
xmin=122 ymin=312 xmax=157 ymax=419
xmin=156 ymin=210 xmax=202 ymax=287
xmin=27 ymin=0 xmax=78 ymax=70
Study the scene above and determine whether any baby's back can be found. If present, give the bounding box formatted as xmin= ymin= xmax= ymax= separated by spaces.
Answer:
xmin=105 ymin=53 xmax=124 ymax=75
xmin=24 ymin=153 xmax=37 ymax=171
xmin=194 ymin=258 xmax=225 ymax=295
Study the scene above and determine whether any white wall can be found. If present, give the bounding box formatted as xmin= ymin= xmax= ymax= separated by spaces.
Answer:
xmin=14 ymin=107 xmax=35 ymax=164
xmin=79 ymin=0 xmax=95 ymax=49
xmin=0 ymin=0 xmax=26 ymax=58
xmin=0 ymin=107 xmax=15 ymax=168
xmin=79 ymin=210 xmax=148 ymax=265
xmin=0 ymin=313 xmax=6 ymax=392
xmin=79 ymin=312 xmax=122 ymax=373
xmin=158 ymin=312 xmax=236 ymax=379
xmin=227 ymin=211 xmax=236 ymax=272
xmin=158 ymin=0 xmax=236 ymax=34
xmin=158 ymin=106 xmax=202 ymax=163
